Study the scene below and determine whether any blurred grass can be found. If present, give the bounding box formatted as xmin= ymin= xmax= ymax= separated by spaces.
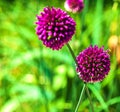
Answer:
xmin=0 ymin=0 xmax=120 ymax=112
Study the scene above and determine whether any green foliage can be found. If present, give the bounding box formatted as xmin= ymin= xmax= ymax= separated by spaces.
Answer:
xmin=0 ymin=0 xmax=120 ymax=112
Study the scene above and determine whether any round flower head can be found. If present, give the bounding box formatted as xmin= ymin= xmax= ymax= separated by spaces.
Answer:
xmin=76 ymin=45 xmax=110 ymax=83
xmin=64 ymin=0 xmax=84 ymax=13
xmin=35 ymin=7 xmax=76 ymax=50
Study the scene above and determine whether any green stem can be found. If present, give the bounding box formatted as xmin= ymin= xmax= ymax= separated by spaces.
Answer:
xmin=75 ymin=84 xmax=86 ymax=112
xmin=66 ymin=43 xmax=78 ymax=66
xmin=85 ymin=84 xmax=94 ymax=112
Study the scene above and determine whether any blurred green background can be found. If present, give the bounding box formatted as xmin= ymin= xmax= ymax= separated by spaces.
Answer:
xmin=0 ymin=0 xmax=120 ymax=112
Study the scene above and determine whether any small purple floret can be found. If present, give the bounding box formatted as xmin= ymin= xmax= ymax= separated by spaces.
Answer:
xmin=35 ymin=7 xmax=76 ymax=50
xmin=76 ymin=45 xmax=110 ymax=83
xmin=64 ymin=0 xmax=84 ymax=13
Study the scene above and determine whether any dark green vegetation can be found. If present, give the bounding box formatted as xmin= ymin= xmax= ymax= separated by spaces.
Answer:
xmin=0 ymin=0 xmax=120 ymax=112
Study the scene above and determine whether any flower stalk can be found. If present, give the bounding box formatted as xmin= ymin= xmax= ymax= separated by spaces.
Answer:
xmin=66 ymin=43 xmax=78 ymax=65
xmin=75 ymin=83 xmax=86 ymax=112
xmin=85 ymin=84 xmax=94 ymax=112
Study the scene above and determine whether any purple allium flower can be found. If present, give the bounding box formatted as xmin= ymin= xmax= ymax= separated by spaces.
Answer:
xmin=64 ymin=0 xmax=84 ymax=13
xmin=76 ymin=45 xmax=110 ymax=83
xmin=35 ymin=7 xmax=76 ymax=50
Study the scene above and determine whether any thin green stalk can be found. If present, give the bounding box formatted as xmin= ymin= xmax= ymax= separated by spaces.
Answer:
xmin=66 ymin=43 xmax=78 ymax=66
xmin=75 ymin=84 xmax=86 ymax=112
xmin=85 ymin=84 xmax=94 ymax=112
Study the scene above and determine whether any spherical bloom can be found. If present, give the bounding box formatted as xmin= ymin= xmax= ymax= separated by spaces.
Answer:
xmin=35 ymin=7 xmax=76 ymax=50
xmin=64 ymin=0 xmax=84 ymax=13
xmin=76 ymin=45 xmax=110 ymax=83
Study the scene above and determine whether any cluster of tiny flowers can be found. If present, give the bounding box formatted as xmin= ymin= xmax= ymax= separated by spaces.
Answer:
xmin=76 ymin=45 xmax=110 ymax=83
xmin=35 ymin=7 xmax=76 ymax=50
xmin=64 ymin=0 xmax=84 ymax=13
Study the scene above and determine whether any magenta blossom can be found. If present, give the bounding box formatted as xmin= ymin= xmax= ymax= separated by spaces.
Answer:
xmin=64 ymin=0 xmax=84 ymax=13
xmin=35 ymin=7 xmax=76 ymax=50
xmin=76 ymin=45 xmax=110 ymax=83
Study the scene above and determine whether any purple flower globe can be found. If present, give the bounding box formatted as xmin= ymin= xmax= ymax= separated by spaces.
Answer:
xmin=35 ymin=7 xmax=76 ymax=50
xmin=76 ymin=45 xmax=110 ymax=83
xmin=64 ymin=0 xmax=84 ymax=13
